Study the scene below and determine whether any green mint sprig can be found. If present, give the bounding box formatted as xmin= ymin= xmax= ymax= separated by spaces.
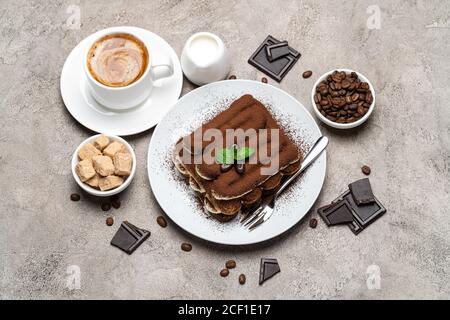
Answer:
xmin=215 ymin=146 xmax=255 ymax=164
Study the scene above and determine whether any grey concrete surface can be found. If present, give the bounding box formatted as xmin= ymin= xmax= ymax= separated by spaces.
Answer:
xmin=1 ymin=0 xmax=449 ymax=300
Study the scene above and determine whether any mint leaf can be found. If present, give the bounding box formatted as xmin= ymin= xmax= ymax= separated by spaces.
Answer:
xmin=234 ymin=147 xmax=255 ymax=161
xmin=215 ymin=148 xmax=235 ymax=165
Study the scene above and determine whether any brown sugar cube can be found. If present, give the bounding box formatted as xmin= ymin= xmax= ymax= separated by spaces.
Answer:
xmin=78 ymin=143 xmax=102 ymax=160
xmin=114 ymin=152 xmax=132 ymax=176
xmin=98 ymin=175 xmax=124 ymax=191
xmin=92 ymin=155 xmax=115 ymax=177
xmin=85 ymin=173 xmax=100 ymax=188
xmin=103 ymin=141 xmax=127 ymax=158
xmin=93 ymin=135 xmax=110 ymax=151
xmin=75 ymin=159 xmax=96 ymax=182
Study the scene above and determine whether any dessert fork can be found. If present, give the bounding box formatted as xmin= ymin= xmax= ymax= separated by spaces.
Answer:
xmin=241 ymin=136 xmax=329 ymax=230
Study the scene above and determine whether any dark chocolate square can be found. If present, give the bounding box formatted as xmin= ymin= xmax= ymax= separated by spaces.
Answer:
xmin=248 ymin=35 xmax=300 ymax=82
xmin=318 ymin=199 xmax=354 ymax=226
xmin=259 ymin=258 xmax=280 ymax=285
xmin=265 ymin=41 xmax=290 ymax=62
xmin=349 ymin=178 xmax=375 ymax=205
xmin=110 ymin=221 xmax=150 ymax=254
xmin=332 ymin=189 xmax=386 ymax=235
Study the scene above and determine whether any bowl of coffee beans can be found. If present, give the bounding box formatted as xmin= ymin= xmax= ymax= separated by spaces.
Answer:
xmin=311 ymin=69 xmax=375 ymax=129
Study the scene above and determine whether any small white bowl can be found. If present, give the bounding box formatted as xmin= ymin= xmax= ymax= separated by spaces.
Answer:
xmin=311 ymin=69 xmax=376 ymax=129
xmin=71 ymin=134 xmax=136 ymax=197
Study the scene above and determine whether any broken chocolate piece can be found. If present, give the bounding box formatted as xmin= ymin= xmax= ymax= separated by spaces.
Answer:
xmin=110 ymin=221 xmax=150 ymax=254
xmin=349 ymin=178 xmax=375 ymax=205
xmin=265 ymin=41 xmax=290 ymax=62
xmin=341 ymin=190 xmax=386 ymax=235
xmin=248 ymin=35 xmax=300 ymax=82
xmin=318 ymin=199 xmax=354 ymax=226
xmin=259 ymin=258 xmax=280 ymax=285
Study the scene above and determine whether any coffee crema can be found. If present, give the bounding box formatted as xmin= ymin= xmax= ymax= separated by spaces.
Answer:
xmin=87 ymin=33 xmax=149 ymax=87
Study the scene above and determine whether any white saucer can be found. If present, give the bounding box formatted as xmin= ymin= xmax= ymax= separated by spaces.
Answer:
xmin=60 ymin=26 xmax=183 ymax=136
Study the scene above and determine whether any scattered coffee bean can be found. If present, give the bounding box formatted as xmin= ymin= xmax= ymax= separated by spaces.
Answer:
xmin=239 ymin=274 xmax=246 ymax=285
xmin=101 ymin=202 xmax=111 ymax=211
xmin=228 ymin=75 xmax=236 ymax=79
xmin=106 ymin=216 xmax=114 ymax=226
xmin=111 ymin=199 xmax=121 ymax=209
xmin=314 ymin=70 xmax=371 ymax=124
xmin=309 ymin=218 xmax=318 ymax=228
xmin=261 ymin=77 xmax=268 ymax=83
xmin=157 ymin=216 xmax=167 ymax=228
xmin=302 ymin=70 xmax=313 ymax=78
xmin=70 ymin=193 xmax=80 ymax=201
xmin=181 ymin=243 xmax=192 ymax=252
xmin=225 ymin=260 xmax=236 ymax=269
xmin=361 ymin=165 xmax=371 ymax=175
xmin=220 ymin=268 xmax=229 ymax=277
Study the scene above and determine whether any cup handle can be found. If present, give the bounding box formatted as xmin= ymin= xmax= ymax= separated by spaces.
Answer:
xmin=150 ymin=55 xmax=174 ymax=85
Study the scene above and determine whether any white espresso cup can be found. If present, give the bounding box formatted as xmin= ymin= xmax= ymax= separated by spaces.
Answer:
xmin=181 ymin=32 xmax=230 ymax=86
xmin=84 ymin=28 xmax=174 ymax=110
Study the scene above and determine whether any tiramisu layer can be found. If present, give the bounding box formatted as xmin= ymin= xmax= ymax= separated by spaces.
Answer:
xmin=173 ymin=94 xmax=303 ymax=220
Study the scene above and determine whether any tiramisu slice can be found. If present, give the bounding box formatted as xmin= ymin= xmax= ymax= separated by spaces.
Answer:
xmin=173 ymin=94 xmax=303 ymax=222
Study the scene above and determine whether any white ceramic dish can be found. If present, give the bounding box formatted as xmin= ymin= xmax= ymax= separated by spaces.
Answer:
xmin=148 ymin=80 xmax=326 ymax=246
xmin=60 ymin=26 xmax=183 ymax=136
xmin=72 ymin=134 xmax=136 ymax=197
xmin=311 ymin=69 xmax=376 ymax=129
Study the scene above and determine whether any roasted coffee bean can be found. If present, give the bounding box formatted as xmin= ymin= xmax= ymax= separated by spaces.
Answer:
xmin=336 ymin=117 xmax=346 ymax=123
xmin=341 ymin=79 xmax=350 ymax=89
xmin=361 ymin=165 xmax=371 ymax=175
xmin=220 ymin=268 xmax=229 ymax=277
xmin=346 ymin=117 xmax=355 ymax=122
xmin=220 ymin=164 xmax=233 ymax=172
xmin=359 ymin=93 xmax=366 ymax=101
xmin=331 ymin=90 xmax=339 ymax=97
xmin=351 ymin=72 xmax=357 ymax=78
xmin=302 ymin=70 xmax=313 ymax=78
xmin=101 ymin=202 xmax=111 ymax=211
xmin=314 ymin=93 xmax=321 ymax=103
xmin=326 ymin=115 xmax=337 ymax=122
xmin=106 ymin=216 xmax=114 ymax=226
xmin=357 ymin=106 xmax=364 ymax=114
xmin=335 ymin=82 xmax=342 ymax=90
xmin=319 ymin=100 xmax=329 ymax=106
xmin=228 ymin=75 xmax=236 ymax=79
xmin=111 ymin=199 xmax=121 ymax=209
xmin=239 ymin=274 xmax=246 ymax=285
xmin=235 ymin=163 xmax=245 ymax=174
xmin=349 ymin=104 xmax=357 ymax=110
xmin=261 ymin=77 xmax=268 ymax=83
xmin=309 ymin=218 xmax=318 ymax=228
xmin=181 ymin=243 xmax=192 ymax=252
xmin=366 ymin=93 xmax=373 ymax=104
xmin=351 ymin=93 xmax=360 ymax=102
xmin=70 ymin=193 xmax=80 ymax=201
xmin=320 ymin=88 xmax=328 ymax=96
xmin=339 ymin=89 xmax=346 ymax=96
xmin=157 ymin=216 xmax=167 ymax=228
xmin=226 ymin=260 xmax=236 ymax=269
xmin=329 ymin=82 xmax=336 ymax=91
xmin=345 ymin=96 xmax=352 ymax=104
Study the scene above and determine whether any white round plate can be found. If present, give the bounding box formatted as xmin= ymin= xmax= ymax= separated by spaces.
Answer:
xmin=148 ymin=80 xmax=326 ymax=245
xmin=60 ymin=26 xmax=183 ymax=136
